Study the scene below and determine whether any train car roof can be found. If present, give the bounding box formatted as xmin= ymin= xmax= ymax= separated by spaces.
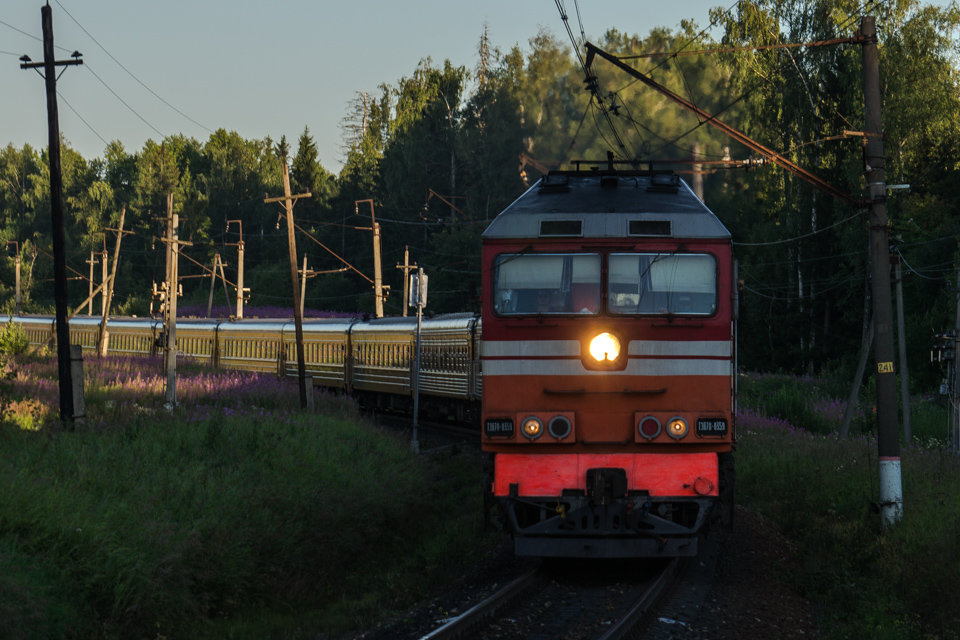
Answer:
xmin=350 ymin=312 xmax=479 ymax=334
xmin=482 ymin=171 xmax=730 ymax=241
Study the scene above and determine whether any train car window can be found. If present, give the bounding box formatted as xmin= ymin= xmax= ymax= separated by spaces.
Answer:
xmin=493 ymin=253 xmax=601 ymax=315
xmin=608 ymin=253 xmax=716 ymax=315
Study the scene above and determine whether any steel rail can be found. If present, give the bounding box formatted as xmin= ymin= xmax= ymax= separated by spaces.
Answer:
xmin=597 ymin=558 xmax=680 ymax=640
xmin=417 ymin=567 xmax=542 ymax=640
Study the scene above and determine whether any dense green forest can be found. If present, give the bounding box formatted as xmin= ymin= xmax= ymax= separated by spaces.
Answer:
xmin=2 ymin=0 xmax=959 ymax=383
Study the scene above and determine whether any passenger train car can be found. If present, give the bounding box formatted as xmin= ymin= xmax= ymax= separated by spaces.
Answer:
xmin=0 ymin=313 xmax=482 ymax=422
xmin=480 ymin=169 xmax=736 ymax=558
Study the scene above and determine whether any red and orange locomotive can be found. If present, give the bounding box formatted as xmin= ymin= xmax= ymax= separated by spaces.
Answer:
xmin=480 ymin=169 xmax=736 ymax=557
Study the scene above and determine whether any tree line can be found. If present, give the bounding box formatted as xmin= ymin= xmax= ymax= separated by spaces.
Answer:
xmin=2 ymin=0 xmax=958 ymax=383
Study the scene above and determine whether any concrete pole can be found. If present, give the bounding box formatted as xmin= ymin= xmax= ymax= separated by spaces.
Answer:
xmin=98 ymin=205 xmax=125 ymax=357
xmin=86 ymin=251 xmax=96 ymax=315
xmin=402 ymin=246 xmax=410 ymax=317
xmin=861 ymin=16 xmax=902 ymax=528
xmin=373 ymin=221 xmax=384 ymax=318
xmin=164 ymin=195 xmax=178 ymax=410
xmin=100 ymin=249 xmax=107 ymax=317
xmin=300 ymin=254 xmax=308 ymax=318
xmin=14 ymin=251 xmax=21 ymax=315
xmin=236 ymin=240 xmax=245 ymax=319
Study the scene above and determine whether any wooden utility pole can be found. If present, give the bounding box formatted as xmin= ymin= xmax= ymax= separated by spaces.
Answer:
xmin=20 ymin=4 xmax=83 ymax=427
xmin=265 ymin=155 xmax=311 ymax=408
xmin=396 ymin=246 xmax=417 ymax=318
xmin=861 ymin=16 xmax=902 ymax=528
xmin=98 ymin=205 xmax=128 ymax=356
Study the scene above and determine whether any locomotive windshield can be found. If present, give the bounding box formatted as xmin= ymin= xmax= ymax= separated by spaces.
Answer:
xmin=608 ymin=253 xmax=716 ymax=315
xmin=493 ymin=253 xmax=601 ymax=314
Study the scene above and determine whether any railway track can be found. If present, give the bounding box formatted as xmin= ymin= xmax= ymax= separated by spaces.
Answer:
xmin=374 ymin=413 xmax=479 ymax=453
xmin=418 ymin=558 xmax=678 ymax=640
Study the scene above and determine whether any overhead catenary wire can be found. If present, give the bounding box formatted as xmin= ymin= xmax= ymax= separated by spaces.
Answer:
xmin=58 ymin=90 xmax=109 ymax=146
xmin=0 ymin=17 xmax=72 ymax=53
xmin=51 ymin=0 xmax=212 ymax=133
xmin=733 ymin=210 xmax=867 ymax=247
xmin=83 ymin=62 xmax=165 ymax=138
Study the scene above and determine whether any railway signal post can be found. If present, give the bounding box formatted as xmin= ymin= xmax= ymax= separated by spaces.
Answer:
xmin=410 ymin=268 xmax=427 ymax=453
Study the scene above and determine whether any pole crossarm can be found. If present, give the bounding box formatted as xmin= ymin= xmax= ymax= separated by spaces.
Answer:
xmin=264 ymin=192 xmax=311 ymax=205
xmin=583 ymin=42 xmax=862 ymax=208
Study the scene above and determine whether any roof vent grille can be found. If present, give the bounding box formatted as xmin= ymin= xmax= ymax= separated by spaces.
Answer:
xmin=540 ymin=220 xmax=583 ymax=237
xmin=629 ymin=220 xmax=672 ymax=236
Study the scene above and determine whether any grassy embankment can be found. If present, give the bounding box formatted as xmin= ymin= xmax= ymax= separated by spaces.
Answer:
xmin=2 ymin=317 xmax=959 ymax=639
xmin=737 ymin=373 xmax=960 ymax=639
xmin=0 ymin=323 xmax=498 ymax=639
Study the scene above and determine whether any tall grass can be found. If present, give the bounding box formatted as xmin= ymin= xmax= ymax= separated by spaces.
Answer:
xmin=737 ymin=373 xmax=960 ymax=639
xmin=0 ymin=354 xmax=496 ymax=638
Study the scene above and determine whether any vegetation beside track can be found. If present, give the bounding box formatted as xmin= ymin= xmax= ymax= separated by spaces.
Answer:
xmin=737 ymin=373 xmax=960 ymax=639
xmin=0 ymin=343 xmax=497 ymax=639
xmin=3 ymin=328 xmax=958 ymax=639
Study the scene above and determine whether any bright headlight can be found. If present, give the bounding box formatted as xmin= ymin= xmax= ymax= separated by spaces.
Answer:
xmin=521 ymin=416 xmax=543 ymax=439
xmin=666 ymin=416 xmax=689 ymax=439
xmin=589 ymin=332 xmax=621 ymax=362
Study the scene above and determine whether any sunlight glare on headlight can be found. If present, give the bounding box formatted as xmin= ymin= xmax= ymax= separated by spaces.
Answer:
xmin=589 ymin=332 xmax=621 ymax=362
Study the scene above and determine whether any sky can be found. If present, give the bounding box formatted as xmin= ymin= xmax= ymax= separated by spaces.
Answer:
xmin=1 ymin=0 xmax=729 ymax=172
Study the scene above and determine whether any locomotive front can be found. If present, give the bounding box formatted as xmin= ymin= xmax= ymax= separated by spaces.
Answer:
xmin=480 ymin=170 xmax=735 ymax=558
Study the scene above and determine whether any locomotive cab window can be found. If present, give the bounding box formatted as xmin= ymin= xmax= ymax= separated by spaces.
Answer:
xmin=608 ymin=253 xmax=717 ymax=316
xmin=493 ymin=253 xmax=601 ymax=315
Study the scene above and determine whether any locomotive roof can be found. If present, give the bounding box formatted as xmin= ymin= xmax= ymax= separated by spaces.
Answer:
xmin=482 ymin=171 xmax=731 ymax=241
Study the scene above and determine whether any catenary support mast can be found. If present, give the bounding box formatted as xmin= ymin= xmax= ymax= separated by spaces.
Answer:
xmin=860 ymin=16 xmax=902 ymax=528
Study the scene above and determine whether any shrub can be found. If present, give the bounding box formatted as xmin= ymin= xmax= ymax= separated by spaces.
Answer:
xmin=0 ymin=321 xmax=28 ymax=358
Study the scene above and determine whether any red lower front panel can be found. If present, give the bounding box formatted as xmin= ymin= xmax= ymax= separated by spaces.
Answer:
xmin=493 ymin=452 xmax=718 ymax=497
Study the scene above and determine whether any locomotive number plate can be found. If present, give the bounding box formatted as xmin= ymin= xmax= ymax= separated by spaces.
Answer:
xmin=696 ymin=418 xmax=728 ymax=436
xmin=484 ymin=418 xmax=514 ymax=437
